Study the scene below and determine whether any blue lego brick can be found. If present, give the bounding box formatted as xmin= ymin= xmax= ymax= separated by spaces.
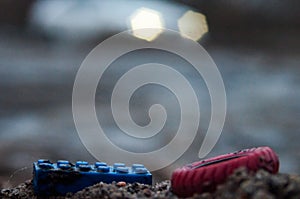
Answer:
xmin=33 ymin=159 xmax=152 ymax=196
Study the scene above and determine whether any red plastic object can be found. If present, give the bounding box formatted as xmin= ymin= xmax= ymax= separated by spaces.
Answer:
xmin=171 ymin=146 xmax=279 ymax=197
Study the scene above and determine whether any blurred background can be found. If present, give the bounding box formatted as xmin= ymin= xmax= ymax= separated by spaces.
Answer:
xmin=0 ymin=0 xmax=300 ymax=188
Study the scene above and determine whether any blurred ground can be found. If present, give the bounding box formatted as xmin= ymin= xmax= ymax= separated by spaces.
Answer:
xmin=0 ymin=0 xmax=300 ymax=188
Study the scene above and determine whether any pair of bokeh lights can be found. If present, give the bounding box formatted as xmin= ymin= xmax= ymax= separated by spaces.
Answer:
xmin=130 ymin=8 xmax=208 ymax=42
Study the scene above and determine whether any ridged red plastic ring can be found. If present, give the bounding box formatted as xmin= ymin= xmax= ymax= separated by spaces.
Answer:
xmin=171 ymin=146 xmax=279 ymax=197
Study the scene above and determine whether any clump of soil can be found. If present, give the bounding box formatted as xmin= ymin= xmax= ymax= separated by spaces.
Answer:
xmin=212 ymin=168 xmax=300 ymax=199
xmin=1 ymin=168 xmax=300 ymax=199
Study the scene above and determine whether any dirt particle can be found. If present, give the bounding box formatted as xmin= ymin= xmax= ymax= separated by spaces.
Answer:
xmin=143 ymin=188 xmax=151 ymax=197
xmin=116 ymin=181 xmax=126 ymax=187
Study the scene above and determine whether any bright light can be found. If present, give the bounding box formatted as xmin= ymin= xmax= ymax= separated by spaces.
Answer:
xmin=129 ymin=7 xmax=164 ymax=42
xmin=178 ymin=10 xmax=208 ymax=41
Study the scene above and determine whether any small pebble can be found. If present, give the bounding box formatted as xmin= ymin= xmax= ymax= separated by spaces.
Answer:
xmin=252 ymin=190 xmax=275 ymax=199
xmin=116 ymin=181 xmax=126 ymax=187
xmin=143 ymin=188 xmax=152 ymax=197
